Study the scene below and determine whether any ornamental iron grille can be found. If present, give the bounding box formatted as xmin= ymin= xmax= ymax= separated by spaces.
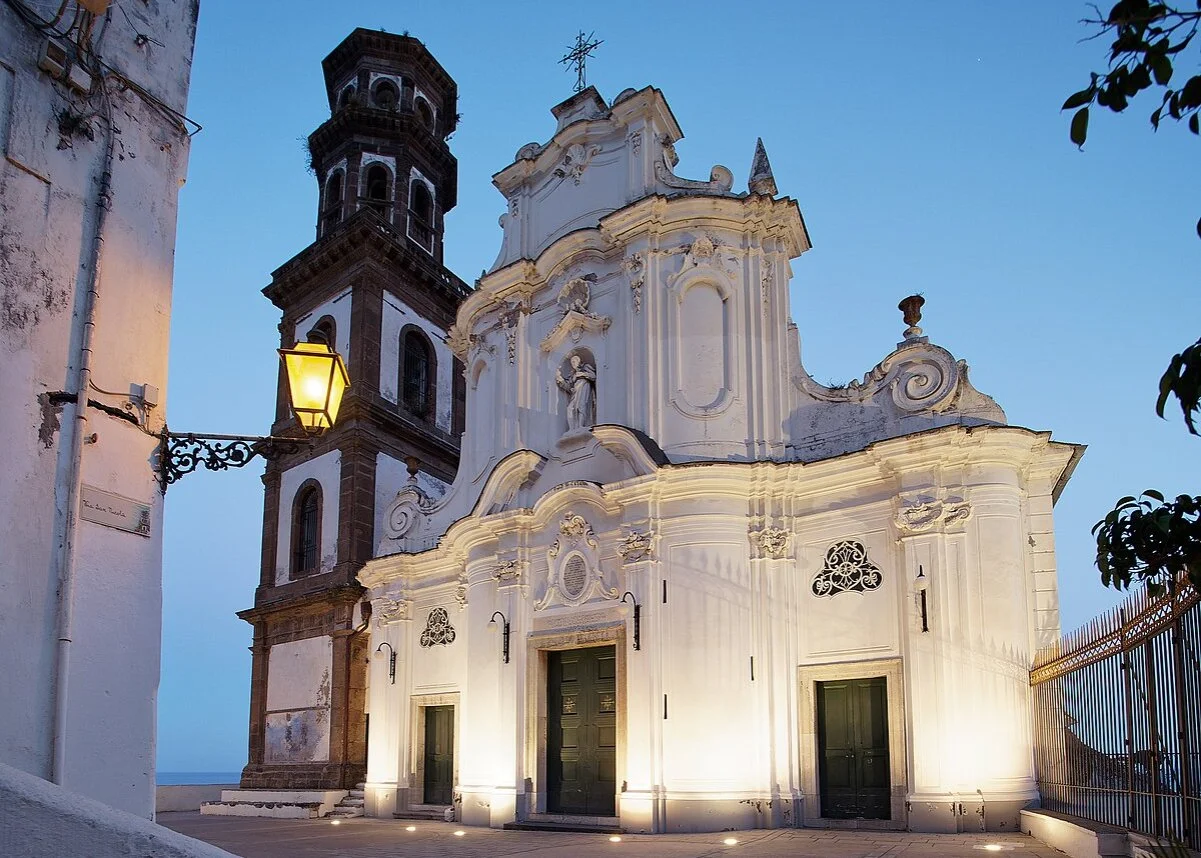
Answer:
xmin=1030 ymin=579 xmax=1200 ymax=851
xmin=419 ymin=607 xmax=456 ymax=648
xmin=811 ymin=540 xmax=882 ymax=597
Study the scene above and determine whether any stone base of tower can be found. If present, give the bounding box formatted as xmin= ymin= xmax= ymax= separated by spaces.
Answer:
xmin=238 ymin=762 xmax=365 ymax=791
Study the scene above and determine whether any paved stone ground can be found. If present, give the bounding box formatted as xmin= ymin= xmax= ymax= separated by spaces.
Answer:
xmin=159 ymin=812 xmax=1065 ymax=858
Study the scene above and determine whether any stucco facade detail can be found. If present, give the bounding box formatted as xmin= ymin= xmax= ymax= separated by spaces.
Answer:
xmin=356 ymin=84 xmax=1082 ymax=834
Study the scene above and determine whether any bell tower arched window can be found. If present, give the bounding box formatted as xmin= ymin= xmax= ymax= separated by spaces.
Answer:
xmin=372 ymin=79 xmax=399 ymax=111
xmin=307 ymin=315 xmax=336 ymax=350
xmin=291 ymin=481 xmax=322 ymax=578
xmin=415 ymin=96 xmax=433 ymax=130
xmin=407 ymin=180 xmax=434 ymax=252
xmin=322 ymin=171 xmax=344 ymax=236
xmin=364 ymin=164 xmax=391 ymax=220
xmin=401 ymin=327 xmax=435 ymax=420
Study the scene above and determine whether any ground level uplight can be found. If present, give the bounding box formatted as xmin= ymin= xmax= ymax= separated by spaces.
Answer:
xmin=723 ymin=837 xmax=738 ymax=845
xmin=405 ymin=825 xmax=417 ymax=832
xmin=609 ymin=835 xmax=622 ymax=842
xmin=453 ymin=830 xmax=466 ymax=836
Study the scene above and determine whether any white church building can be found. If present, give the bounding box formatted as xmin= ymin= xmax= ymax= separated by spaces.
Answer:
xmin=346 ymin=83 xmax=1082 ymax=833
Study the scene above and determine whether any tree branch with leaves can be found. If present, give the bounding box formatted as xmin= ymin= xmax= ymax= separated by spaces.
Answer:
xmin=1063 ymin=1 xmax=1201 ymax=593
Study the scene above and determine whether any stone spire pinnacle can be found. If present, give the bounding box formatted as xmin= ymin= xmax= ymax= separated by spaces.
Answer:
xmin=748 ymin=138 xmax=777 ymax=196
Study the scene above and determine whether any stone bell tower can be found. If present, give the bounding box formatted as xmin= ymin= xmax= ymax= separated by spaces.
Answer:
xmin=234 ymin=29 xmax=470 ymax=793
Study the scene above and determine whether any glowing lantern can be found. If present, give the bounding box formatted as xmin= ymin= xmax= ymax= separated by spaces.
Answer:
xmin=279 ymin=340 xmax=349 ymax=434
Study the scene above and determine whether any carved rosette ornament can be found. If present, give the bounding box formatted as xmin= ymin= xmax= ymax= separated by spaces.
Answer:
xmin=617 ymin=529 xmax=654 ymax=563
xmin=894 ymin=493 xmax=973 ymax=534
xmin=811 ymin=540 xmax=883 ymax=597
xmin=752 ymin=525 xmax=791 ymax=560
xmin=419 ymin=607 xmax=456 ymax=647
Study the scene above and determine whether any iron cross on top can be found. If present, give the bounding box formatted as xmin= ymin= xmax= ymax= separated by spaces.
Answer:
xmin=560 ymin=30 xmax=603 ymax=93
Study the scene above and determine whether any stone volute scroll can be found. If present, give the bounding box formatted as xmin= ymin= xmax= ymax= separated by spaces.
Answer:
xmin=655 ymin=134 xmax=734 ymax=196
xmin=811 ymin=540 xmax=883 ymax=597
xmin=617 ymin=528 xmax=654 ymax=563
xmin=556 ymin=351 xmax=597 ymax=432
xmin=535 ymin=511 xmax=619 ymax=610
xmin=372 ymin=595 xmax=413 ymax=627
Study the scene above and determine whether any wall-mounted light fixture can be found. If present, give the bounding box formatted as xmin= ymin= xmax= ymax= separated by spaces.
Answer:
xmin=620 ymin=591 xmax=641 ymax=651
xmin=488 ymin=611 xmax=510 ymax=664
xmin=915 ymin=565 xmax=929 ymax=633
xmin=375 ymin=641 xmax=396 ymax=684
xmin=156 ymin=340 xmax=349 ymax=492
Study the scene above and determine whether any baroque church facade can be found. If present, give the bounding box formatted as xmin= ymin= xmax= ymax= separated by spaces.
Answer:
xmin=228 ymin=29 xmax=1082 ymax=834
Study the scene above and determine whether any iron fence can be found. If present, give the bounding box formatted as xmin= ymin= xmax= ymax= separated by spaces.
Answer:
xmin=1031 ymin=581 xmax=1201 ymax=849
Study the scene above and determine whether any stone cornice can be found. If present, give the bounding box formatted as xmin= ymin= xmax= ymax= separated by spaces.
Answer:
xmin=263 ymin=209 xmax=470 ymax=314
xmin=357 ymin=424 xmax=1083 ymax=590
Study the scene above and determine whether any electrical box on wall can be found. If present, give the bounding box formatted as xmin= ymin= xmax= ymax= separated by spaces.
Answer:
xmin=37 ymin=41 xmax=69 ymax=80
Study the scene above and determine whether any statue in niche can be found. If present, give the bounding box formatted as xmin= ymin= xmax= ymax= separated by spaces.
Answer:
xmin=556 ymin=353 xmax=596 ymax=431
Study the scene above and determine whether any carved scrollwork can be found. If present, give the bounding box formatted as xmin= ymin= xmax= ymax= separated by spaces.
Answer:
xmin=538 ymin=511 xmax=615 ymax=610
xmin=419 ymin=607 xmax=456 ymax=647
xmin=752 ymin=525 xmax=791 ymax=560
xmin=385 ymin=485 xmax=437 ymax=539
xmin=622 ymin=252 xmax=645 ymax=313
xmin=894 ymin=492 xmax=972 ymax=534
xmin=655 ymin=135 xmax=733 ymax=195
xmin=553 ymin=143 xmax=601 ymax=185
xmin=515 ymin=141 xmax=543 ymax=161
xmin=617 ymin=529 xmax=654 ymax=563
xmin=811 ymin=540 xmax=883 ymax=597
xmin=373 ymin=596 xmax=412 ymax=626
xmin=799 ymin=342 xmax=963 ymax=414
xmin=493 ymin=559 xmax=523 ymax=584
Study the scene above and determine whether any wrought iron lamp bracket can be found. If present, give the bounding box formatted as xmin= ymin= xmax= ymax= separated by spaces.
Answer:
xmin=157 ymin=428 xmax=309 ymax=493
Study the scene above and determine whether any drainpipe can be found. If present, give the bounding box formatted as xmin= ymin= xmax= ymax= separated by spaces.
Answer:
xmin=51 ymin=80 xmax=116 ymax=786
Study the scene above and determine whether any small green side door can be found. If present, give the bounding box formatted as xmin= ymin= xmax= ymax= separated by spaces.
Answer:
xmin=816 ymin=677 xmax=890 ymax=819
xmin=422 ymin=705 xmax=454 ymax=805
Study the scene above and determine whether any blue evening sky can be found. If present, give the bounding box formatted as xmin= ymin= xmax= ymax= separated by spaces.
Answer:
xmin=159 ymin=1 xmax=1199 ymax=771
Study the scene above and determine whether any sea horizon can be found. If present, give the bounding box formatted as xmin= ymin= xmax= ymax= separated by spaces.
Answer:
xmin=156 ymin=771 xmax=241 ymax=786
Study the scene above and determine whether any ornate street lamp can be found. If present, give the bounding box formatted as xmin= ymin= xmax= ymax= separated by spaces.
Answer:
xmin=157 ymin=340 xmax=349 ymax=492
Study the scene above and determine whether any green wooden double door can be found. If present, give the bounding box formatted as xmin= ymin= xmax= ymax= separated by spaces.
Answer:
xmin=817 ymin=677 xmax=891 ymax=820
xmin=548 ymin=646 xmax=617 ymax=816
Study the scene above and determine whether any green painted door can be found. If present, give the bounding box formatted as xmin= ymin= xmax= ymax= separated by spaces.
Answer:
xmin=423 ymin=705 xmax=454 ymax=805
xmin=548 ymin=646 xmax=617 ymax=816
xmin=817 ymin=677 xmax=890 ymax=819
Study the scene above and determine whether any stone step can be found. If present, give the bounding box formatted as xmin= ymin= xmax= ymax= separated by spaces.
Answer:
xmin=504 ymin=819 xmax=622 ymax=834
xmin=337 ymin=798 xmax=365 ymax=807
xmin=392 ymin=809 xmax=450 ymax=821
xmin=328 ymin=807 xmax=365 ymax=818
xmin=347 ymin=790 xmax=365 ymax=799
xmin=201 ymin=800 xmax=320 ymax=820
xmin=355 ymin=783 xmax=366 ymax=790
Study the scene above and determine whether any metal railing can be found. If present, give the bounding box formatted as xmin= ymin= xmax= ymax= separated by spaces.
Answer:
xmin=1031 ymin=580 xmax=1201 ymax=849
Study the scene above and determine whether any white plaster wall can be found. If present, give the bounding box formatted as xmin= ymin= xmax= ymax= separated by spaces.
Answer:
xmin=265 ymin=637 xmax=333 ymax=764
xmin=275 ymin=450 xmax=342 ymax=584
xmin=292 ymin=288 xmax=352 ymax=361
xmin=0 ymin=762 xmax=237 ymax=858
xmin=409 ymin=601 xmax=467 ymax=692
xmin=379 ymin=296 xmax=453 ymax=431
xmin=0 ymin=1 xmax=196 ymax=819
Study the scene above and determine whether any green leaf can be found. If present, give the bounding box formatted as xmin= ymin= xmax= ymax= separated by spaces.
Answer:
xmin=1071 ymin=107 xmax=1090 ymax=147
xmin=1150 ymin=52 xmax=1173 ymax=85
xmin=1145 ymin=489 xmax=1165 ymax=502
xmin=1063 ymin=88 xmax=1094 ymax=110
xmin=1190 ymin=113 xmax=1200 ymax=134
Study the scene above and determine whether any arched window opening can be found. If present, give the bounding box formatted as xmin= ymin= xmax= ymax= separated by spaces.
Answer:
xmin=291 ymin=483 xmax=322 ymax=577
xmin=415 ymin=97 xmax=433 ymax=130
xmin=307 ymin=316 xmax=336 ymax=349
xmin=402 ymin=329 xmax=434 ymax=419
xmin=338 ymin=86 xmax=355 ymax=110
xmin=322 ymin=171 xmax=343 ymax=235
xmin=407 ymin=181 xmax=434 ymax=252
xmin=373 ymin=79 xmax=399 ymax=110
xmin=364 ymin=164 xmax=390 ymax=219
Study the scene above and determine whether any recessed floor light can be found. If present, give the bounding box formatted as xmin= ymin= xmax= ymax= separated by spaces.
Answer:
xmin=329 ymin=820 xmax=341 ymax=826
xmin=723 ymin=837 xmax=738 ymax=845
xmin=453 ymin=830 xmax=466 ymax=836
xmin=609 ymin=835 xmax=622 ymax=842
xmin=973 ymin=845 xmax=1016 ymax=852
xmin=405 ymin=825 xmax=416 ymax=832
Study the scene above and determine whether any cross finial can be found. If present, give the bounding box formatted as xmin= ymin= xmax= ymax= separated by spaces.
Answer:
xmin=560 ymin=30 xmax=603 ymax=93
